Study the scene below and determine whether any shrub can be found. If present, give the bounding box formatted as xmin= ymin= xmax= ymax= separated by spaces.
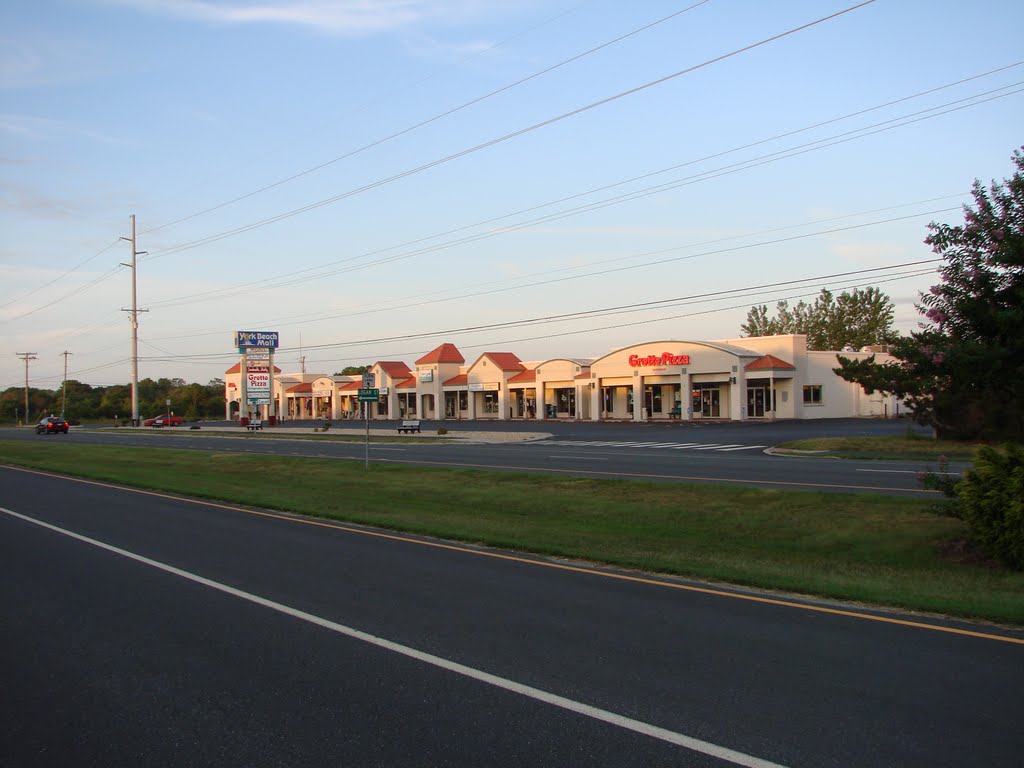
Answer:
xmin=437 ymin=427 xmax=448 ymax=435
xmin=917 ymin=455 xmax=961 ymax=517
xmin=955 ymin=444 xmax=1024 ymax=570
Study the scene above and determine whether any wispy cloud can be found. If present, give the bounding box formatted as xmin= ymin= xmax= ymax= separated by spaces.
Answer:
xmin=1 ymin=113 xmax=129 ymax=146
xmin=0 ymin=182 xmax=80 ymax=219
xmin=0 ymin=35 xmax=106 ymax=90
xmin=104 ymin=1 xmax=500 ymax=35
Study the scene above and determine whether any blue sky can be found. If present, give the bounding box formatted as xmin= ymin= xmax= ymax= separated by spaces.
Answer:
xmin=2 ymin=0 xmax=1022 ymax=393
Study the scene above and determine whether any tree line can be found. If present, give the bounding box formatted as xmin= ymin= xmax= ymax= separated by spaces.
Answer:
xmin=1 ymin=378 xmax=226 ymax=425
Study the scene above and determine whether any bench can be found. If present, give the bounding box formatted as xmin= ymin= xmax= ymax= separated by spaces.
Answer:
xmin=668 ymin=405 xmax=682 ymax=419
xmin=397 ymin=419 xmax=421 ymax=434
xmin=246 ymin=419 xmax=264 ymax=431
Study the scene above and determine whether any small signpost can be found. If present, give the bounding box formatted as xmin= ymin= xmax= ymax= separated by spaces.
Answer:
xmin=358 ymin=377 xmax=377 ymax=468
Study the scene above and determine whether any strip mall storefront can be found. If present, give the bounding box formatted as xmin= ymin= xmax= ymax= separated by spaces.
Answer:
xmin=225 ymin=335 xmax=900 ymax=422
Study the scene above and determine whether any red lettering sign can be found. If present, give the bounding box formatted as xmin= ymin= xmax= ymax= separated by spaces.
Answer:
xmin=628 ymin=352 xmax=691 ymax=367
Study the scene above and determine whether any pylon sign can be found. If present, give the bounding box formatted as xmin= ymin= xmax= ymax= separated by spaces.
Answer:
xmin=246 ymin=366 xmax=270 ymax=395
xmin=235 ymin=330 xmax=279 ymax=349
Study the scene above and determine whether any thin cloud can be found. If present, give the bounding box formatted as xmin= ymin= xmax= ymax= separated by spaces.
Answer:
xmin=1 ymin=113 xmax=129 ymax=146
xmin=0 ymin=35 xmax=107 ymax=90
xmin=104 ymin=1 xmax=504 ymax=35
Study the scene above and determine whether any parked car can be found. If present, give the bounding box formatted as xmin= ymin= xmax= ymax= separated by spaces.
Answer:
xmin=143 ymin=415 xmax=184 ymax=427
xmin=36 ymin=416 xmax=70 ymax=434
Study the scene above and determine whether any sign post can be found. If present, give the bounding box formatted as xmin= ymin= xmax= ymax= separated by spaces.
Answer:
xmin=234 ymin=331 xmax=279 ymax=425
xmin=358 ymin=385 xmax=378 ymax=469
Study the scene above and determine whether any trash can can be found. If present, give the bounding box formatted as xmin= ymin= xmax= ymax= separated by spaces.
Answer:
xmin=545 ymin=404 xmax=557 ymax=419
xmin=240 ymin=416 xmax=250 ymax=427
xmin=268 ymin=415 xmax=277 ymax=426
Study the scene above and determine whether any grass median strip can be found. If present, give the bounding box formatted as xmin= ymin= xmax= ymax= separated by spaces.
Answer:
xmin=775 ymin=434 xmax=984 ymax=461
xmin=2 ymin=440 xmax=1021 ymax=625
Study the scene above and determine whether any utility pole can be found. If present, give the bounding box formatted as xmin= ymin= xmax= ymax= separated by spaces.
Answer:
xmin=120 ymin=214 xmax=148 ymax=426
xmin=16 ymin=352 xmax=36 ymax=425
xmin=60 ymin=350 xmax=73 ymax=418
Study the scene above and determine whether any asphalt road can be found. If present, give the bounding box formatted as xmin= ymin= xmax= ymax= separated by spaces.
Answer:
xmin=1 ymin=418 xmax=960 ymax=495
xmin=2 ymin=466 xmax=1022 ymax=767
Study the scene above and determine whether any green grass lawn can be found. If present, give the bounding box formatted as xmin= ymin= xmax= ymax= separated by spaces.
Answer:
xmin=2 ymin=440 xmax=1021 ymax=625
xmin=776 ymin=434 xmax=985 ymax=461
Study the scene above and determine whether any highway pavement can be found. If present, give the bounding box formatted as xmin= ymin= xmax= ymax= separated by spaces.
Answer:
xmin=2 ymin=466 xmax=1022 ymax=767
xmin=1 ymin=418 xmax=964 ymax=495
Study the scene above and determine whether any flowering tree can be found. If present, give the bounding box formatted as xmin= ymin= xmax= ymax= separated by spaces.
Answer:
xmin=835 ymin=148 xmax=1024 ymax=440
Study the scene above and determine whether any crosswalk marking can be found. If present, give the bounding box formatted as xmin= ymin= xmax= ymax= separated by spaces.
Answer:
xmin=533 ymin=440 xmax=767 ymax=453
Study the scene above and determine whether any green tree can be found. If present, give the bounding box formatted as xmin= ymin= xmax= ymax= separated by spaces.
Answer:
xmin=836 ymin=149 xmax=1024 ymax=440
xmin=334 ymin=365 xmax=370 ymax=375
xmin=742 ymin=287 xmax=898 ymax=350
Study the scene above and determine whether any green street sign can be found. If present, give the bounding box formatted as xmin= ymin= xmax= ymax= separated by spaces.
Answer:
xmin=358 ymin=388 xmax=380 ymax=402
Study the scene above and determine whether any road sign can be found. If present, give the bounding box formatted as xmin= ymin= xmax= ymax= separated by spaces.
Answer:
xmin=362 ymin=372 xmax=375 ymax=388
xmin=358 ymin=388 xmax=379 ymax=402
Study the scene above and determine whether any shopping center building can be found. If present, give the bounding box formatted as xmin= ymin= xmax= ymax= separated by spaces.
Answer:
xmin=224 ymin=335 xmax=901 ymax=423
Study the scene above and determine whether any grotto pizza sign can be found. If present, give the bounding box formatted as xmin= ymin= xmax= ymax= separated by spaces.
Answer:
xmin=628 ymin=352 xmax=691 ymax=368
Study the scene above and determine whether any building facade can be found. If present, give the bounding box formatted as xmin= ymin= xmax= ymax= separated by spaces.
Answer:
xmin=225 ymin=335 xmax=901 ymax=422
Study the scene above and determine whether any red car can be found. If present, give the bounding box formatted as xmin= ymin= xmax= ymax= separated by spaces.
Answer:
xmin=143 ymin=415 xmax=184 ymax=427
xmin=36 ymin=416 xmax=70 ymax=434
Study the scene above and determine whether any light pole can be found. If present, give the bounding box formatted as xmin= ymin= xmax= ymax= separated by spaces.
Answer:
xmin=16 ymin=352 xmax=36 ymax=425
xmin=61 ymin=350 xmax=73 ymax=418
xmin=120 ymin=214 xmax=148 ymax=426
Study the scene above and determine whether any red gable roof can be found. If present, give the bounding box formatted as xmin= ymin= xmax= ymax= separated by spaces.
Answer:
xmin=416 ymin=343 xmax=465 ymax=365
xmin=339 ymin=381 xmax=361 ymax=391
xmin=443 ymin=374 xmax=468 ymax=386
xmin=396 ymin=377 xmax=417 ymax=389
xmin=745 ymin=354 xmax=796 ymax=371
xmin=286 ymin=382 xmax=313 ymax=393
xmin=508 ymin=369 xmax=536 ymax=383
xmin=225 ymin=362 xmax=282 ymax=374
xmin=375 ymin=361 xmax=412 ymax=379
xmin=479 ymin=352 xmax=524 ymax=372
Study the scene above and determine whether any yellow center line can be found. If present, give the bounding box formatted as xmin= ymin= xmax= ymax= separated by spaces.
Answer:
xmin=4 ymin=463 xmax=1019 ymax=647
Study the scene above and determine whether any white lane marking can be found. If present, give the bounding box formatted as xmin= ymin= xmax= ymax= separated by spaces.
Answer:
xmin=719 ymin=445 xmax=767 ymax=452
xmin=693 ymin=444 xmax=735 ymax=451
xmin=551 ymin=456 xmax=609 ymax=461
xmin=667 ymin=443 xmax=703 ymax=449
xmin=856 ymin=469 xmax=921 ymax=474
xmin=1 ymin=506 xmax=788 ymax=768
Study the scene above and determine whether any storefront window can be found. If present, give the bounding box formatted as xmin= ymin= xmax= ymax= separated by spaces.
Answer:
xmin=644 ymin=385 xmax=663 ymax=414
xmin=693 ymin=386 xmax=721 ymax=418
xmin=602 ymin=387 xmax=615 ymax=413
xmin=378 ymin=397 xmax=389 ymax=416
xmin=483 ymin=392 xmax=498 ymax=413
xmin=803 ymin=385 xmax=823 ymax=405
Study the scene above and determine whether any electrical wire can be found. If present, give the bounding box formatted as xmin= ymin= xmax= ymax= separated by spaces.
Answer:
xmin=141 ymin=1 xmax=879 ymax=261
xmin=144 ymin=77 xmax=1019 ymax=310
xmin=141 ymin=1 xmax=713 ymax=236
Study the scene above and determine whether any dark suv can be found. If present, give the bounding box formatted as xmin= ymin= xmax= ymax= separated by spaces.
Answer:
xmin=36 ymin=416 xmax=70 ymax=434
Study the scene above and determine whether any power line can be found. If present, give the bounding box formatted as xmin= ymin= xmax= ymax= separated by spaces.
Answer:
xmin=141 ymin=1 xmax=713 ymax=236
xmin=142 ymin=1 xmax=878 ymax=261
xmin=126 ymin=258 xmax=936 ymax=363
xmin=132 ymin=198 xmax=954 ymax=350
xmin=0 ymin=238 xmax=122 ymax=311
xmin=145 ymin=75 xmax=1018 ymax=310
